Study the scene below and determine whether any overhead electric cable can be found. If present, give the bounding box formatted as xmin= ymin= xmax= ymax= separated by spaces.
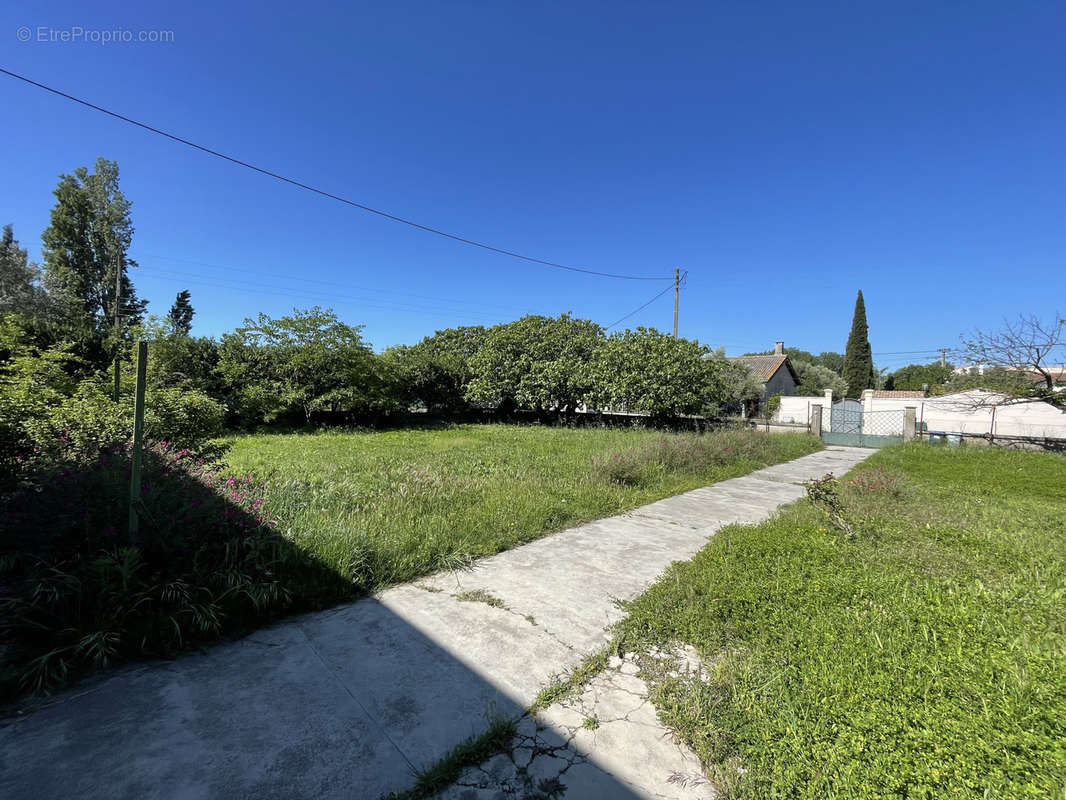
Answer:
xmin=606 ymin=282 xmax=676 ymax=330
xmin=1 ymin=67 xmax=668 ymax=282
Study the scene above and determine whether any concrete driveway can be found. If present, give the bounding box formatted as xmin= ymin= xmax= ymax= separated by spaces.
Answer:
xmin=0 ymin=446 xmax=874 ymax=799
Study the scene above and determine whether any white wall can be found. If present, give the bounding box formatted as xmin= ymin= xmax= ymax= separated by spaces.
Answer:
xmin=776 ymin=396 xmax=823 ymax=426
xmin=774 ymin=389 xmax=1066 ymax=439
xmin=914 ymin=390 xmax=1066 ymax=438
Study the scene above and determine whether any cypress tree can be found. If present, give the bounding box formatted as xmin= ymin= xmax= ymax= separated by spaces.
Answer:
xmin=168 ymin=289 xmax=195 ymax=335
xmin=842 ymin=290 xmax=874 ymax=398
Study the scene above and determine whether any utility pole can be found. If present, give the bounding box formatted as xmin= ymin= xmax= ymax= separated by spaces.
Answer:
xmin=673 ymin=267 xmax=680 ymax=338
xmin=939 ymin=348 xmax=949 ymax=367
xmin=113 ymin=253 xmax=123 ymax=403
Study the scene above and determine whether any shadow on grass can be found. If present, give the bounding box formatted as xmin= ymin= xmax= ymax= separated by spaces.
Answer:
xmin=0 ymin=446 xmax=646 ymax=799
xmin=0 ymin=442 xmax=353 ymax=700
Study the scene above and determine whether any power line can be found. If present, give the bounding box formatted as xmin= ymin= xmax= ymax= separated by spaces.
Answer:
xmin=872 ymin=349 xmax=943 ymax=356
xmin=141 ymin=254 xmax=533 ymax=315
xmin=606 ymin=282 xmax=676 ymax=330
xmin=1 ymin=67 xmax=669 ymax=283
xmin=145 ymin=268 xmax=515 ymax=323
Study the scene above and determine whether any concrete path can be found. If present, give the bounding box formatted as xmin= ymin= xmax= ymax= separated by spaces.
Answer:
xmin=0 ymin=446 xmax=875 ymax=799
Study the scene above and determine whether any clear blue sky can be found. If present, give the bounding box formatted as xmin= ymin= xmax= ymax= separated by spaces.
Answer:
xmin=3 ymin=1 xmax=1063 ymax=370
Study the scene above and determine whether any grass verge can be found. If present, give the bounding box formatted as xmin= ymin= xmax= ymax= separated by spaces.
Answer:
xmin=614 ymin=444 xmax=1066 ymax=799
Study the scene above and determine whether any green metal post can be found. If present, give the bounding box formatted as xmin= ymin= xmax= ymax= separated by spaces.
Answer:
xmin=128 ymin=340 xmax=147 ymax=537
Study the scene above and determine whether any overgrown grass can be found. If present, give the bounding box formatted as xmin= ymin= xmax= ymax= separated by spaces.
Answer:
xmin=615 ymin=444 xmax=1066 ymax=799
xmin=223 ymin=425 xmax=821 ymax=592
xmin=1 ymin=424 xmax=818 ymax=699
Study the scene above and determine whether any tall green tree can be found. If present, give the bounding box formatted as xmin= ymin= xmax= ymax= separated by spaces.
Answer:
xmin=0 ymin=225 xmax=48 ymax=319
xmin=386 ymin=325 xmax=487 ymax=413
xmin=466 ymin=314 xmax=603 ymax=413
xmin=41 ymin=158 xmax=146 ymax=361
xmin=842 ymin=290 xmax=875 ymax=398
xmin=884 ymin=361 xmax=954 ymax=391
xmin=168 ymin=289 xmax=194 ymax=335
xmin=588 ymin=328 xmax=727 ymax=417
xmin=217 ymin=307 xmax=402 ymax=425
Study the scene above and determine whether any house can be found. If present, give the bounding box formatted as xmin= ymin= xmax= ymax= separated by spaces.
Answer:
xmin=730 ymin=341 xmax=799 ymax=414
xmin=872 ymin=390 xmax=926 ymax=399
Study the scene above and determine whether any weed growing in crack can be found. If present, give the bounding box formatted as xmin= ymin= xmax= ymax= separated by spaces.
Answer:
xmin=454 ymin=589 xmax=505 ymax=609
xmin=530 ymin=647 xmax=612 ymax=712
xmin=384 ymin=709 xmax=517 ymax=800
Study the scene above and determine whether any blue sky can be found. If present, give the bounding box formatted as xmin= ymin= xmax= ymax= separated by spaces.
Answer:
xmin=3 ymin=1 xmax=1063 ymax=370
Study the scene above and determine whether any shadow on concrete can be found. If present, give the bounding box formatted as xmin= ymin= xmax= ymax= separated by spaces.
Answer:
xmin=0 ymin=443 xmax=353 ymax=701
xmin=0 ymin=592 xmax=645 ymax=799
xmin=0 ymin=447 xmax=644 ymax=797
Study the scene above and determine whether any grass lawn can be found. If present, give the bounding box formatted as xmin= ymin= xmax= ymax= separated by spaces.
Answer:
xmin=1 ymin=424 xmax=819 ymax=698
xmin=223 ymin=424 xmax=822 ymax=597
xmin=615 ymin=444 xmax=1066 ymax=799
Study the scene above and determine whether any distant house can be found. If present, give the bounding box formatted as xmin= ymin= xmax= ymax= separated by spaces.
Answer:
xmin=872 ymin=390 xmax=926 ymax=399
xmin=730 ymin=341 xmax=799 ymax=414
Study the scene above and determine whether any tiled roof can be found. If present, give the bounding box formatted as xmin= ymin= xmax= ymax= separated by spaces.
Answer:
xmin=730 ymin=354 xmax=790 ymax=383
xmin=872 ymin=390 xmax=925 ymax=398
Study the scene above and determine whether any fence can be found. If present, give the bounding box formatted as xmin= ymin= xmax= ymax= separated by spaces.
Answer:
xmin=776 ymin=389 xmax=1066 ymax=450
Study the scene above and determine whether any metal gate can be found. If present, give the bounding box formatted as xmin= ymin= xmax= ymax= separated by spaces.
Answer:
xmin=823 ymin=401 xmax=904 ymax=448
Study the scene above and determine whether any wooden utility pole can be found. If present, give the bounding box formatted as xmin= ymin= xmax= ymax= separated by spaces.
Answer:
xmin=128 ymin=340 xmax=147 ymax=538
xmin=939 ymin=348 xmax=949 ymax=367
xmin=113 ymin=254 xmax=123 ymax=403
xmin=672 ymin=267 xmax=680 ymax=338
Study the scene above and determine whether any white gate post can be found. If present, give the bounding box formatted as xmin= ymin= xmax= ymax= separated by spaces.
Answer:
xmin=861 ymin=389 xmax=874 ymax=435
xmin=823 ymin=389 xmax=833 ymax=431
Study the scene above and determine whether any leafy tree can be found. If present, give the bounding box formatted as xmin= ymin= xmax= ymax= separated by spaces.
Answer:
xmin=0 ymin=225 xmax=52 ymax=323
xmin=589 ymin=328 xmax=727 ymax=417
xmin=120 ymin=317 xmax=223 ymax=397
xmin=883 ymin=362 xmax=954 ymax=391
xmin=386 ymin=325 xmax=487 ymax=413
xmin=842 ymin=290 xmax=875 ymax=398
xmin=0 ymin=314 xmax=80 ymax=487
xmin=793 ymin=359 xmax=848 ymax=397
xmin=467 ymin=314 xmax=603 ymax=413
xmin=41 ymin=158 xmax=147 ymax=363
xmin=719 ymin=353 xmax=766 ymax=414
xmin=168 ymin=290 xmax=194 ymax=336
xmin=743 ymin=346 xmax=844 ymax=374
xmin=216 ymin=307 xmax=402 ymax=425
xmin=812 ymin=350 xmax=845 ymax=373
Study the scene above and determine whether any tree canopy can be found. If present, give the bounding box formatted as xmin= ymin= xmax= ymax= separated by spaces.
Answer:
xmin=884 ymin=362 xmax=954 ymax=391
xmin=41 ymin=158 xmax=146 ymax=361
xmin=589 ymin=328 xmax=727 ymax=417
xmin=217 ymin=307 xmax=402 ymax=425
xmin=466 ymin=314 xmax=603 ymax=412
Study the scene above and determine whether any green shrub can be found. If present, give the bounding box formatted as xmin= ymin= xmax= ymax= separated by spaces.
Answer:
xmin=21 ymin=379 xmax=224 ymax=465
xmin=0 ymin=440 xmax=349 ymax=698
